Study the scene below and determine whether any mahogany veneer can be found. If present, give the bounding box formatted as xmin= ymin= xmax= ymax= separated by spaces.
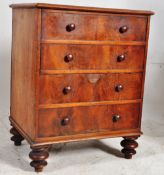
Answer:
xmin=9 ymin=3 xmax=154 ymax=172
xmin=39 ymin=73 xmax=143 ymax=104
xmin=41 ymin=44 xmax=145 ymax=70
xmin=42 ymin=11 xmax=147 ymax=41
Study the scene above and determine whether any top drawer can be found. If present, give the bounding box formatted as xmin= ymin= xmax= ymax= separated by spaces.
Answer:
xmin=41 ymin=10 xmax=147 ymax=41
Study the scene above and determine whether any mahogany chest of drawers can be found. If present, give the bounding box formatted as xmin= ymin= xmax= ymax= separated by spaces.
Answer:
xmin=9 ymin=3 xmax=154 ymax=172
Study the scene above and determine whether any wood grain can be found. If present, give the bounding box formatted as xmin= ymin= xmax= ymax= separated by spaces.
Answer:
xmin=41 ymin=69 xmax=143 ymax=74
xmin=41 ymin=40 xmax=146 ymax=45
xmin=34 ymin=129 xmax=142 ymax=146
xmin=41 ymin=44 xmax=145 ymax=70
xmin=38 ymin=103 xmax=140 ymax=137
xmin=42 ymin=11 xmax=147 ymax=41
xmin=10 ymin=115 xmax=142 ymax=146
xmin=10 ymin=3 xmax=154 ymax=16
xmin=10 ymin=8 xmax=40 ymax=140
xmin=38 ymin=99 xmax=142 ymax=109
xmin=39 ymin=73 xmax=143 ymax=104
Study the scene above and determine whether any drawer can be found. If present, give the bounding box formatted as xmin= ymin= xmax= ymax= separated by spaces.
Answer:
xmin=39 ymin=73 xmax=143 ymax=104
xmin=41 ymin=44 xmax=145 ymax=70
xmin=41 ymin=11 xmax=147 ymax=41
xmin=38 ymin=103 xmax=140 ymax=137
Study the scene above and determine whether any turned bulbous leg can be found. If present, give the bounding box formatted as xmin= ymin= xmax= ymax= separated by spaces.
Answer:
xmin=29 ymin=146 xmax=50 ymax=172
xmin=120 ymin=136 xmax=139 ymax=159
xmin=10 ymin=126 xmax=24 ymax=146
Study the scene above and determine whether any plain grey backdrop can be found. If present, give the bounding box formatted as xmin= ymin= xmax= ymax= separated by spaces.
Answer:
xmin=0 ymin=1 xmax=164 ymax=174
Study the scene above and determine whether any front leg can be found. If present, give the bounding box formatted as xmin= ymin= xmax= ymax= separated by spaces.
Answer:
xmin=29 ymin=145 xmax=50 ymax=172
xmin=120 ymin=136 xmax=139 ymax=159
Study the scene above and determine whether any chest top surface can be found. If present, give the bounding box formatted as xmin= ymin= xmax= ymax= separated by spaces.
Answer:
xmin=10 ymin=3 xmax=154 ymax=15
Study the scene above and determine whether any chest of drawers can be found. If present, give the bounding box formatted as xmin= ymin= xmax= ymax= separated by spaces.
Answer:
xmin=9 ymin=3 xmax=154 ymax=172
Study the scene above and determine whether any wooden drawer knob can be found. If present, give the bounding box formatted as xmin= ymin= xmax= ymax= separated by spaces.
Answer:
xmin=115 ymin=84 xmax=124 ymax=92
xmin=61 ymin=117 xmax=70 ymax=126
xmin=117 ymin=54 xmax=125 ymax=62
xmin=64 ymin=54 xmax=73 ymax=62
xmin=119 ymin=25 xmax=128 ymax=33
xmin=66 ymin=23 xmax=76 ymax=32
xmin=63 ymin=86 xmax=71 ymax=95
xmin=112 ymin=115 xmax=121 ymax=122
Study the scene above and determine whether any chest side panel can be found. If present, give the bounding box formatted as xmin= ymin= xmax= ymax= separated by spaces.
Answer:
xmin=11 ymin=8 xmax=40 ymax=140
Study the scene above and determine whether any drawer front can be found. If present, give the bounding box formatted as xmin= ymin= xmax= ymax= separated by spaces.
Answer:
xmin=41 ymin=44 xmax=145 ymax=70
xmin=42 ymin=11 xmax=147 ymax=41
xmin=38 ymin=103 xmax=140 ymax=137
xmin=39 ymin=73 xmax=142 ymax=104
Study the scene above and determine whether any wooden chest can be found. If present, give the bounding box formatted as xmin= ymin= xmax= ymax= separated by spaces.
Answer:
xmin=9 ymin=3 xmax=154 ymax=172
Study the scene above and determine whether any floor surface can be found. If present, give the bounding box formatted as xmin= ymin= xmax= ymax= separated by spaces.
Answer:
xmin=0 ymin=105 xmax=164 ymax=175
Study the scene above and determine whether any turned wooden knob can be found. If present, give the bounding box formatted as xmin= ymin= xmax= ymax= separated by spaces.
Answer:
xmin=117 ymin=54 xmax=125 ymax=62
xmin=112 ymin=115 xmax=121 ymax=122
xmin=64 ymin=54 xmax=73 ymax=62
xmin=66 ymin=23 xmax=76 ymax=32
xmin=119 ymin=25 xmax=128 ymax=33
xmin=61 ymin=117 xmax=70 ymax=126
xmin=63 ymin=86 xmax=71 ymax=95
xmin=115 ymin=84 xmax=124 ymax=92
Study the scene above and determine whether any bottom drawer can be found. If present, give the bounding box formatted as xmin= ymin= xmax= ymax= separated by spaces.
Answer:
xmin=38 ymin=103 xmax=140 ymax=138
